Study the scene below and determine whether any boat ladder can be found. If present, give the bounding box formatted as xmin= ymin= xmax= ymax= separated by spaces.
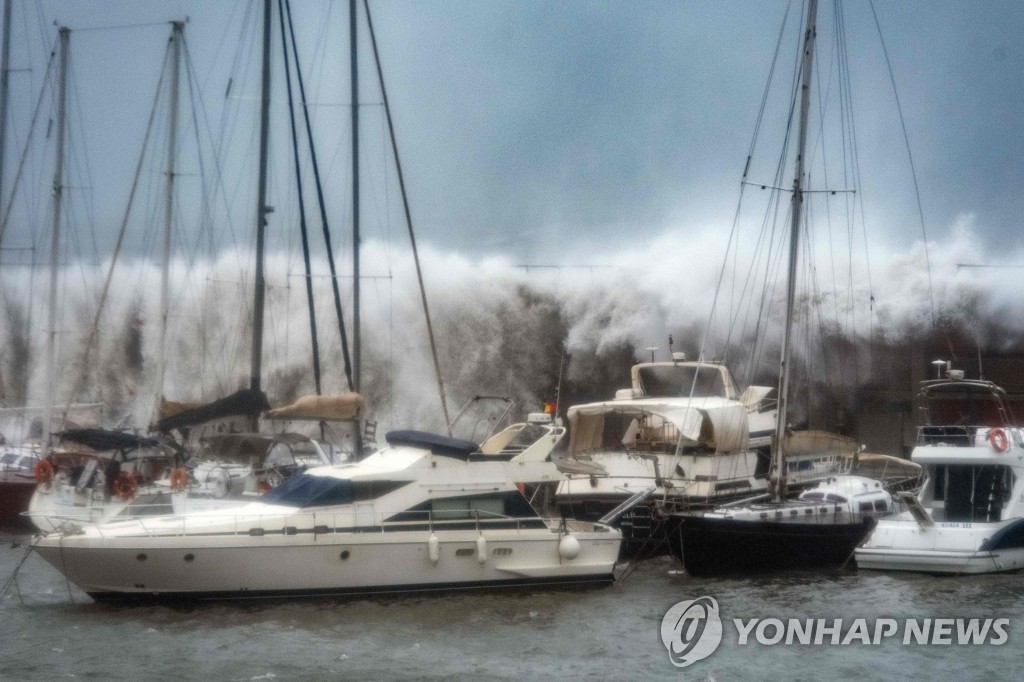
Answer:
xmin=599 ymin=487 xmax=656 ymax=525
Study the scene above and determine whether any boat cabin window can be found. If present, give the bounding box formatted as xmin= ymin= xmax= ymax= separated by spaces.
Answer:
xmin=261 ymin=474 xmax=354 ymax=507
xmin=636 ymin=366 xmax=727 ymax=399
xmin=801 ymin=492 xmax=848 ymax=503
xmin=430 ymin=496 xmax=504 ymax=520
xmin=925 ymin=388 xmax=1005 ymax=428
xmin=932 ymin=464 xmax=1014 ymax=522
xmin=260 ymin=474 xmax=410 ymax=508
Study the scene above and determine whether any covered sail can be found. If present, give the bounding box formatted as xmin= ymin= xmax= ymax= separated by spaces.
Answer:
xmin=155 ymin=388 xmax=270 ymax=433
xmin=58 ymin=428 xmax=161 ymax=452
xmin=263 ymin=393 xmax=364 ymax=422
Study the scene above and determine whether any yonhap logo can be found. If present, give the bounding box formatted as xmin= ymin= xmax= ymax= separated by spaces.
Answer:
xmin=660 ymin=596 xmax=723 ymax=667
xmin=661 ymin=595 xmax=1010 ymax=669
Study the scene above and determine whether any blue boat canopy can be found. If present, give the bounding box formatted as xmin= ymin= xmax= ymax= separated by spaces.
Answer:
xmin=385 ymin=430 xmax=479 ymax=459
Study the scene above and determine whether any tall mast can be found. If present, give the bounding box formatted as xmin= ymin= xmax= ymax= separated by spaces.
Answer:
xmin=350 ymin=0 xmax=362 ymax=456
xmin=350 ymin=0 xmax=360 ymax=395
xmin=155 ymin=21 xmax=183 ymax=418
xmin=772 ymin=0 xmax=817 ymax=501
xmin=0 ymin=0 xmax=13 ymax=218
xmin=250 ymin=0 xmax=272 ymax=397
xmin=44 ymin=27 xmax=69 ymax=447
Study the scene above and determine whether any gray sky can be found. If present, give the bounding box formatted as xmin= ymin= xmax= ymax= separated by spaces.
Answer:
xmin=4 ymin=0 xmax=1023 ymax=266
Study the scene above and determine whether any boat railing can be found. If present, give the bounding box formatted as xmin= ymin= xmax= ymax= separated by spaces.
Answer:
xmin=917 ymin=425 xmax=974 ymax=447
xmin=43 ymin=505 xmax=612 ymax=538
xmin=913 ymin=421 xmax=1015 ymax=448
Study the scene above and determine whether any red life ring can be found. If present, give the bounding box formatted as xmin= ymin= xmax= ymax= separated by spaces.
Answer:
xmin=34 ymin=459 xmax=54 ymax=484
xmin=990 ymin=428 xmax=1009 ymax=453
xmin=113 ymin=471 xmax=139 ymax=499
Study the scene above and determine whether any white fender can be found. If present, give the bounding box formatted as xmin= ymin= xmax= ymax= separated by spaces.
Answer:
xmin=476 ymin=535 xmax=487 ymax=564
xmin=428 ymin=533 xmax=440 ymax=564
xmin=558 ymin=533 xmax=581 ymax=560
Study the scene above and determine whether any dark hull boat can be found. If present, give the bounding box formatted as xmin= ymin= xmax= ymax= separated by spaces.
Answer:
xmin=671 ymin=513 xmax=876 ymax=577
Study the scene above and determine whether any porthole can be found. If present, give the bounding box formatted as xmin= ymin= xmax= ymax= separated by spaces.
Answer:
xmin=136 ymin=553 xmax=147 ymax=562
xmin=491 ymin=547 xmax=512 ymax=557
xmin=340 ymin=550 xmax=351 ymax=560
xmin=184 ymin=553 xmax=195 ymax=563
xmin=455 ymin=548 xmax=475 ymax=558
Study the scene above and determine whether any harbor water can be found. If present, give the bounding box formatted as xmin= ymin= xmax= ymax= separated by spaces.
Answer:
xmin=1 ymin=530 xmax=1019 ymax=681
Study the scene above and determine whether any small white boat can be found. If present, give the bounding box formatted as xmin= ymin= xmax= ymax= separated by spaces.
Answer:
xmin=33 ymin=428 xmax=620 ymax=601
xmin=856 ymin=368 xmax=1024 ymax=575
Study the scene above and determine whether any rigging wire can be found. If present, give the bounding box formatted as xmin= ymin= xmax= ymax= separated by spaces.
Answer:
xmin=63 ymin=32 xmax=170 ymax=413
xmin=364 ymin=0 xmax=451 ymax=427
xmin=868 ymin=0 xmax=935 ymax=329
xmin=278 ymin=0 xmax=322 ymax=395
xmin=0 ymin=36 xmax=55 ymax=247
xmin=283 ymin=0 xmax=354 ymax=392
xmin=692 ymin=0 xmax=794 ymax=396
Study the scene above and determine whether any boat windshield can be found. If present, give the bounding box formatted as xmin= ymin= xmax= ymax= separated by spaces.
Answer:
xmin=924 ymin=385 xmax=1006 ymax=428
xmin=261 ymin=474 xmax=354 ymax=508
xmin=636 ymin=366 xmax=727 ymax=399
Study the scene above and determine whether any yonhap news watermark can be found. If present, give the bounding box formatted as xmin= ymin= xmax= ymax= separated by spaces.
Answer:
xmin=660 ymin=596 xmax=1009 ymax=668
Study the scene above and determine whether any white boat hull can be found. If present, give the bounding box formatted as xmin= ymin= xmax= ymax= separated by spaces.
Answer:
xmin=35 ymin=522 xmax=620 ymax=600
xmin=856 ymin=517 xmax=1024 ymax=575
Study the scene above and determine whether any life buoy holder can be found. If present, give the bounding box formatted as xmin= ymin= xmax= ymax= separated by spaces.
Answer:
xmin=990 ymin=427 xmax=1009 ymax=453
xmin=34 ymin=459 xmax=54 ymax=485
xmin=113 ymin=471 xmax=138 ymax=499
xmin=169 ymin=467 xmax=189 ymax=492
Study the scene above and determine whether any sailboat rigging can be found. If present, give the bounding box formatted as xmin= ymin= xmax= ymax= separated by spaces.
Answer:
xmin=662 ymin=0 xmax=894 ymax=576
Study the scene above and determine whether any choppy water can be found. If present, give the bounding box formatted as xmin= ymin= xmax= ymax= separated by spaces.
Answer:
xmin=1 ymin=529 xmax=1020 ymax=681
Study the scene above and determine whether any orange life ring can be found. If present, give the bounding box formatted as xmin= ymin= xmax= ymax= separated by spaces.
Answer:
xmin=113 ymin=471 xmax=138 ymax=499
xmin=34 ymin=459 xmax=54 ymax=484
xmin=169 ymin=467 xmax=189 ymax=492
xmin=990 ymin=428 xmax=1009 ymax=453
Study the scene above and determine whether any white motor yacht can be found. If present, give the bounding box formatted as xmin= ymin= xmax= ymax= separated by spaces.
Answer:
xmin=555 ymin=357 xmax=844 ymax=524
xmin=33 ymin=428 xmax=619 ymax=601
xmin=857 ymin=367 xmax=1024 ymax=575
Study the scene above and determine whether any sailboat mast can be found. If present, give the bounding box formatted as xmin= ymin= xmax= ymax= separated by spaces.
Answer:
xmin=44 ymin=27 xmax=69 ymax=447
xmin=772 ymin=0 xmax=817 ymax=500
xmin=350 ymin=0 xmax=363 ymax=456
xmin=350 ymin=0 xmax=360 ymax=396
xmin=251 ymin=0 xmax=272 ymax=397
xmin=0 ymin=0 xmax=12 ymax=217
xmin=155 ymin=21 xmax=183 ymax=417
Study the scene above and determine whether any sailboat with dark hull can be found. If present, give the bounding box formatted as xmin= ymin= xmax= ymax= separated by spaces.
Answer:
xmin=664 ymin=0 xmax=891 ymax=576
